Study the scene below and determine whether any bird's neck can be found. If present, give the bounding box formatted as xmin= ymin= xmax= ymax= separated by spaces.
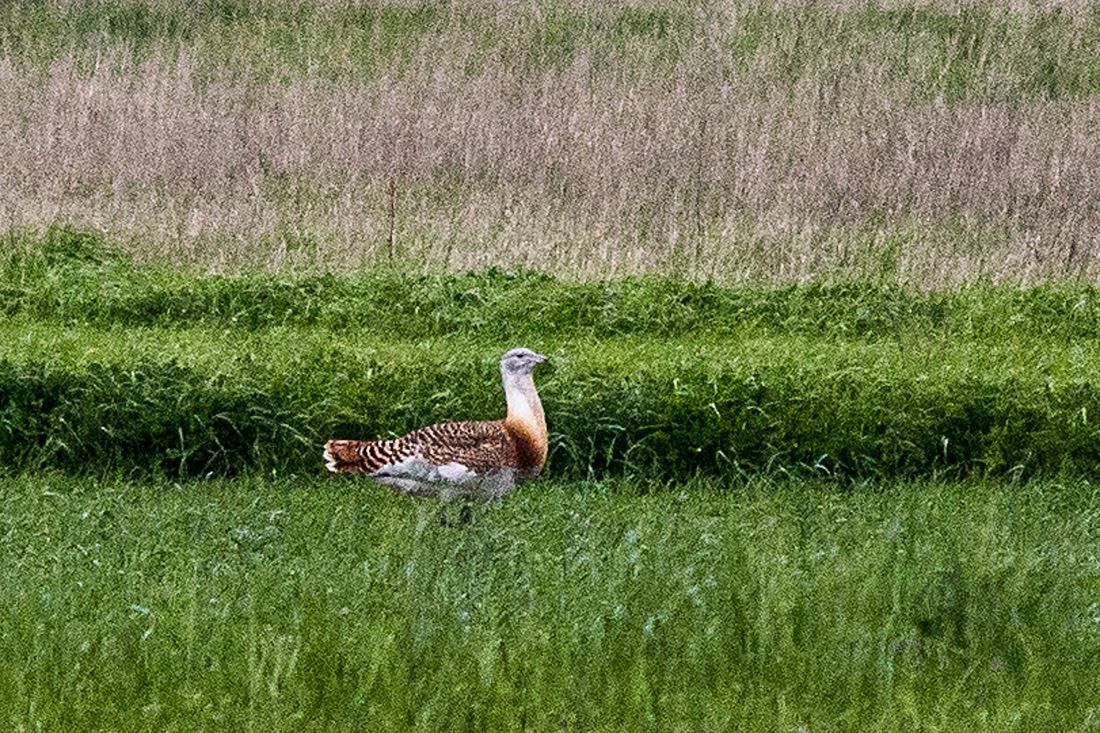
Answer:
xmin=502 ymin=372 xmax=546 ymax=438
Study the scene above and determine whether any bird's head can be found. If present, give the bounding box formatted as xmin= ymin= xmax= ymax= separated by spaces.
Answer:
xmin=500 ymin=347 xmax=548 ymax=377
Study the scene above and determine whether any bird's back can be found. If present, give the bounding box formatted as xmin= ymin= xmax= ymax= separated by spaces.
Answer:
xmin=323 ymin=417 xmax=543 ymax=478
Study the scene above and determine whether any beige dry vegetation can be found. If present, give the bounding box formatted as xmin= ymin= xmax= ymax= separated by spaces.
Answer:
xmin=2 ymin=0 xmax=1100 ymax=284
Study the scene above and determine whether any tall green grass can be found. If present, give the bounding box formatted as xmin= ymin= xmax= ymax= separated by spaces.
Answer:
xmin=5 ymin=227 xmax=1100 ymax=483
xmin=2 ymin=473 xmax=1098 ymax=731
xmin=9 ymin=226 xmax=1100 ymax=340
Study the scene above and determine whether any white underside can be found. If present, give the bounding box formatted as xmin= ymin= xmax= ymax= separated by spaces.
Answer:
xmin=372 ymin=452 xmax=519 ymax=501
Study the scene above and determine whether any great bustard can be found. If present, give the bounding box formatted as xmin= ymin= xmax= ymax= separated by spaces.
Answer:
xmin=323 ymin=347 xmax=548 ymax=500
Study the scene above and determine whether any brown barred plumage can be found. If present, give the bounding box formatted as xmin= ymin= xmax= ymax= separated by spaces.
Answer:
xmin=323 ymin=348 xmax=548 ymax=500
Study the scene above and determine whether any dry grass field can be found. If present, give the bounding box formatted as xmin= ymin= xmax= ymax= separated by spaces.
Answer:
xmin=2 ymin=0 xmax=1100 ymax=283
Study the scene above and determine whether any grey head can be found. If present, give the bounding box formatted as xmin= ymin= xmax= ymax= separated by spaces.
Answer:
xmin=500 ymin=347 xmax=548 ymax=376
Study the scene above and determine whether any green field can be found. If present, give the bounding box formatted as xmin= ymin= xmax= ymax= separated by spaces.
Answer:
xmin=7 ymin=228 xmax=1100 ymax=483
xmin=4 ymin=229 xmax=1100 ymax=729
xmin=4 ymin=473 xmax=1100 ymax=731
xmin=5 ymin=0 xmax=1100 ymax=729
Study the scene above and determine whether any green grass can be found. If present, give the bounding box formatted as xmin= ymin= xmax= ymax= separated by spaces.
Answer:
xmin=2 ymin=472 xmax=1098 ymax=731
xmin=9 ymin=228 xmax=1100 ymax=341
xmin=5 ymin=227 xmax=1100 ymax=483
xmin=3 ymin=6 xmax=1099 ymax=727
xmin=3 ymin=2 xmax=1098 ymax=100
xmin=3 ymin=235 xmax=1100 ymax=730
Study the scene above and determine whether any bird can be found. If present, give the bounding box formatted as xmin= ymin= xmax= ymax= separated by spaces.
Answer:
xmin=323 ymin=347 xmax=548 ymax=501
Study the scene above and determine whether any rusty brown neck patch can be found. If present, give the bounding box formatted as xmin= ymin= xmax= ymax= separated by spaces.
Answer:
xmin=503 ymin=416 xmax=547 ymax=476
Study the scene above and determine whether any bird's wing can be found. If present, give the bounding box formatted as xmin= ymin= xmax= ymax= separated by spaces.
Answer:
xmin=405 ymin=420 xmax=513 ymax=474
xmin=323 ymin=420 xmax=512 ymax=476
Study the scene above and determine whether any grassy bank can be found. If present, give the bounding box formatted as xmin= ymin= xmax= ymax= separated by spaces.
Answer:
xmin=7 ymin=328 xmax=1100 ymax=482
xmin=2 ymin=473 xmax=1098 ymax=731
xmin=9 ymin=227 xmax=1100 ymax=339
xmin=4 ymin=228 xmax=1100 ymax=483
xmin=3 ymin=2 xmax=1100 ymax=282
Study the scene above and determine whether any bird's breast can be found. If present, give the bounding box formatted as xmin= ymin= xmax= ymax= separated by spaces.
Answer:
xmin=503 ymin=416 xmax=548 ymax=475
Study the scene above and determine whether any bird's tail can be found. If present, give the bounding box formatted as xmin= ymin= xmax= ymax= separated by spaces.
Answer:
xmin=323 ymin=439 xmax=374 ymax=474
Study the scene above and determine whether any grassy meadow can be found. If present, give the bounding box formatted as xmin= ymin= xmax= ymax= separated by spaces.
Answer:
xmin=4 ymin=0 xmax=1100 ymax=730
xmin=2 ymin=0 xmax=1100 ymax=283
xmin=3 ymin=228 xmax=1100 ymax=729
xmin=4 ymin=473 xmax=1100 ymax=731
xmin=8 ymin=227 xmax=1100 ymax=483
